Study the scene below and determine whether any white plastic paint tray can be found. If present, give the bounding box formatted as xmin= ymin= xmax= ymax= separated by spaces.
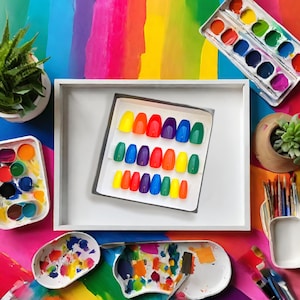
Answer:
xmin=261 ymin=201 xmax=300 ymax=268
xmin=93 ymin=95 xmax=214 ymax=212
xmin=54 ymin=79 xmax=250 ymax=231
xmin=200 ymin=0 xmax=300 ymax=106
xmin=0 ymin=136 xmax=50 ymax=229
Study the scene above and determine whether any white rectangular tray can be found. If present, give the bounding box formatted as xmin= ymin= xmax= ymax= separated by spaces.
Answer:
xmin=54 ymin=79 xmax=250 ymax=231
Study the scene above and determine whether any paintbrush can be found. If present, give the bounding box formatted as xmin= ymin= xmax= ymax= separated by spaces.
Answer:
xmin=269 ymin=269 xmax=295 ymax=300
xmin=252 ymin=273 xmax=278 ymax=300
xmin=167 ymin=251 xmax=193 ymax=300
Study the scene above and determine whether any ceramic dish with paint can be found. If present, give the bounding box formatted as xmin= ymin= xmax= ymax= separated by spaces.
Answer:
xmin=112 ymin=240 xmax=231 ymax=299
xmin=93 ymin=94 xmax=214 ymax=212
xmin=200 ymin=0 xmax=300 ymax=107
xmin=0 ymin=136 xmax=50 ymax=229
xmin=32 ymin=231 xmax=101 ymax=289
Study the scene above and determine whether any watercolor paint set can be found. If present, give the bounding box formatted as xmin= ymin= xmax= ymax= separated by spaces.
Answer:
xmin=0 ymin=136 xmax=50 ymax=229
xmin=200 ymin=0 xmax=300 ymax=106
xmin=260 ymin=174 xmax=300 ymax=268
xmin=93 ymin=94 xmax=214 ymax=212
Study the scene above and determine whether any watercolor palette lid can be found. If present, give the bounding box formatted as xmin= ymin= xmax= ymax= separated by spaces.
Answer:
xmin=0 ymin=136 xmax=50 ymax=229
xmin=112 ymin=240 xmax=231 ymax=299
xmin=200 ymin=0 xmax=300 ymax=106
xmin=93 ymin=94 xmax=214 ymax=212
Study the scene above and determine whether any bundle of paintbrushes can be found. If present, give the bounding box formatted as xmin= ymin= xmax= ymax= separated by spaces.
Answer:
xmin=263 ymin=174 xmax=299 ymax=220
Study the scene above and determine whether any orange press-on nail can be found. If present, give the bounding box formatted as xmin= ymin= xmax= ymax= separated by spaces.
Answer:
xmin=118 ymin=111 xmax=134 ymax=132
xmin=179 ymin=180 xmax=188 ymax=199
xmin=130 ymin=172 xmax=140 ymax=191
xmin=121 ymin=170 xmax=131 ymax=189
xmin=133 ymin=112 xmax=147 ymax=134
xmin=112 ymin=170 xmax=123 ymax=188
xmin=162 ymin=149 xmax=175 ymax=170
xmin=146 ymin=114 xmax=162 ymax=137
xmin=150 ymin=147 xmax=162 ymax=168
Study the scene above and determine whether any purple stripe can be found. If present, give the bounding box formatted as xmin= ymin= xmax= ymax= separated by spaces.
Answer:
xmin=69 ymin=0 xmax=95 ymax=78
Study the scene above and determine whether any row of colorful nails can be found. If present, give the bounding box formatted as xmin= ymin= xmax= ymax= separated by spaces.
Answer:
xmin=112 ymin=170 xmax=188 ymax=199
xmin=118 ymin=111 xmax=205 ymax=144
xmin=114 ymin=142 xmax=200 ymax=174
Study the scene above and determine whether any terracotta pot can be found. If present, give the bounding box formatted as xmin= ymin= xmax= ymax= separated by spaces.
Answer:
xmin=252 ymin=113 xmax=300 ymax=173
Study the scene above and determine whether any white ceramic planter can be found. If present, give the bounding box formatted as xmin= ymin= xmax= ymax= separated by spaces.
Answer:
xmin=0 ymin=71 xmax=51 ymax=123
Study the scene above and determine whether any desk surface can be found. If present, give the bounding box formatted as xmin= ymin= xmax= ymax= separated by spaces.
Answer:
xmin=1 ymin=0 xmax=300 ymax=299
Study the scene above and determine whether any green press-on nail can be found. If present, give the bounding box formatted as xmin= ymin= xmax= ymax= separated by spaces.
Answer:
xmin=189 ymin=122 xmax=204 ymax=144
xmin=114 ymin=142 xmax=126 ymax=161
xmin=188 ymin=154 xmax=199 ymax=174
xmin=160 ymin=176 xmax=170 ymax=196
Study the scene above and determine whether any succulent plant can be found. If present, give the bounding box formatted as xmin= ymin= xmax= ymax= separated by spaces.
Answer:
xmin=272 ymin=113 xmax=300 ymax=165
xmin=0 ymin=20 xmax=49 ymax=116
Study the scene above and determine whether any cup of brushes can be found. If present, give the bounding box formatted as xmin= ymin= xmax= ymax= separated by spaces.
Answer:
xmin=260 ymin=173 xmax=300 ymax=269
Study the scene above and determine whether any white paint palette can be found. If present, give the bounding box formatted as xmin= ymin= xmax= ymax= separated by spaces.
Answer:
xmin=200 ymin=0 xmax=300 ymax=106
xmin=112 ymin=240 xmax=231 ymax=299
xmin=32 ymin=232 xmax=101 ymax=289
xmin=0 ymin=136 xmax=50 ymax=229
xmin=93 ymin=95 xmax=213 ymax=212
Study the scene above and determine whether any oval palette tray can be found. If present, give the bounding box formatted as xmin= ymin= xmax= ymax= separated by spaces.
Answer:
xmin=32 ymin=232 xmax=101 ymax=289
xmin=112 ymin=240 xmax=231 ymax=299
xmin=0 ymin=135 xmax=50 ymax=229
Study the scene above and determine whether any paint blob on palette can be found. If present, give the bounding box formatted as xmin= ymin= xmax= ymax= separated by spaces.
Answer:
xmin=0 ymin=136 xmax=50 ymax=229
xmin=32 ymin=232 xmax=101 ymax=289
xmin=112 ymin=240 xmax=231 ymax=299
xmin=200 ymin=0 xmax=300 ymax=106
xmin=93 ymin=94 xmax=214 ymax=212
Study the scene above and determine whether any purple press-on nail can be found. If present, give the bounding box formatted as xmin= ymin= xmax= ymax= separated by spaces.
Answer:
xmin=137 ymin=145 xmax=149 ymax=166
xmin=139 ymin=173 xmax=150 ymax=193
xmin=161 ymin=117 xmax=177 ymax=139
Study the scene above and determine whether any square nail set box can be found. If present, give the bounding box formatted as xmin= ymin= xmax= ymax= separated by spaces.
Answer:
xmin=93 ymin=94 xmax=214 ymax=212
xmin=200 ymin=0 xmax=300 ymax=106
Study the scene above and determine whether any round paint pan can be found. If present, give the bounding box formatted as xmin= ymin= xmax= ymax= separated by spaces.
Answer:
xmin=245 ymin=50 xmax=261 ymax=68
xmin=32 ymin=232 xmax=101 ymax=289
xmin=257 ymin=62 xmax=275 ymax=79
xmin=277 ymin=41 xmax=295 ymax=58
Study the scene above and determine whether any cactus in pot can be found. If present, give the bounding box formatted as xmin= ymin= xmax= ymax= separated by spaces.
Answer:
xmin=0 ymin=19 xmax=50 ymax=118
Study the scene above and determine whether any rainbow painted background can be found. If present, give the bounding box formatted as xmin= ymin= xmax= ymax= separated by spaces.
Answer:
xmin=1 ymin=0 xmax=300 ymax=299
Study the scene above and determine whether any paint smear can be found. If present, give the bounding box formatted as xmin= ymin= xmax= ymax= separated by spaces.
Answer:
xmin=292 ymin=53 xmax=300 ymax=72
xmin=233 ymin=39 xmax=249 ymax=56
xmin=252 ymin=20 xmax=269 ymax=37
xmin=245 ymin=50 xmax=261 ymax=67
xmin=271 ymin=73 xmax=289 ymax=91
xmin=265 ymin=30 xmax=281 ymax=47
xmin=240 ymin=9 xmax=256 ymax=25
xmin=210 ymin=19 xmax=224 ymax=35
xmin=277 ymin=41 xmax=294 ymax=58
xmin=17 ymin=144 xmax=35 ymax=161
xmin=221 ymin=28 xmax=238 ymax=45
xmin=229 ymin=0 xmax=243 ymax=14
xmin=191 ymin=246 xmax=216 ymax=264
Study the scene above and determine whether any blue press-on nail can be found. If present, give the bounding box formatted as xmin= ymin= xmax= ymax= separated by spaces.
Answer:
xmin=176 ymin=119 xmax=190 ymax=143
xmin=161 ymin=117 xmax=177 ymax=139
xmin=150 ymin=174 xmax=161 ymax=195
xmin=139 ymin=173 xmax=150 ymax=193
xmin=137 ymin=145 xmax=149 ymax=166
xmin=125 ymin=144 xmax=137 ymax=164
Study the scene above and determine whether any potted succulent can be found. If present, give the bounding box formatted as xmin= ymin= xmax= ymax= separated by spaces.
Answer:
xmin=252 ymin=113 xmax=300 ymax=173
xmin=0 ymin=20 xmax=51 ymax=122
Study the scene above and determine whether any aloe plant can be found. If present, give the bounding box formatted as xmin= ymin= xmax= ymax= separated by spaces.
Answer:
xmin=0 ymin=20 xmax=49 ymax=116
xmin=272 ymin=113 xmax=300 ymax=165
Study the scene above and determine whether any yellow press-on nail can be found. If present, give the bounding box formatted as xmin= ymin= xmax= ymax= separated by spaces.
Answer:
xmin=112 ymin=170 xmax=123 ymax=188
xmin=118 ymin=111 xmax=134 ymax=132
xmin=175 ymin=152 xmax=188 ymax=173
xmin=170 ymin=178 xmax=179 ymax=198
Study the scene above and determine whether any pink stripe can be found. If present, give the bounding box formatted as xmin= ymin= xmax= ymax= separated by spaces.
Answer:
xmin=85 ymin=0 xmax=128 ymax=78
xmin=254 ymin=0 xmax=282 ymax=24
